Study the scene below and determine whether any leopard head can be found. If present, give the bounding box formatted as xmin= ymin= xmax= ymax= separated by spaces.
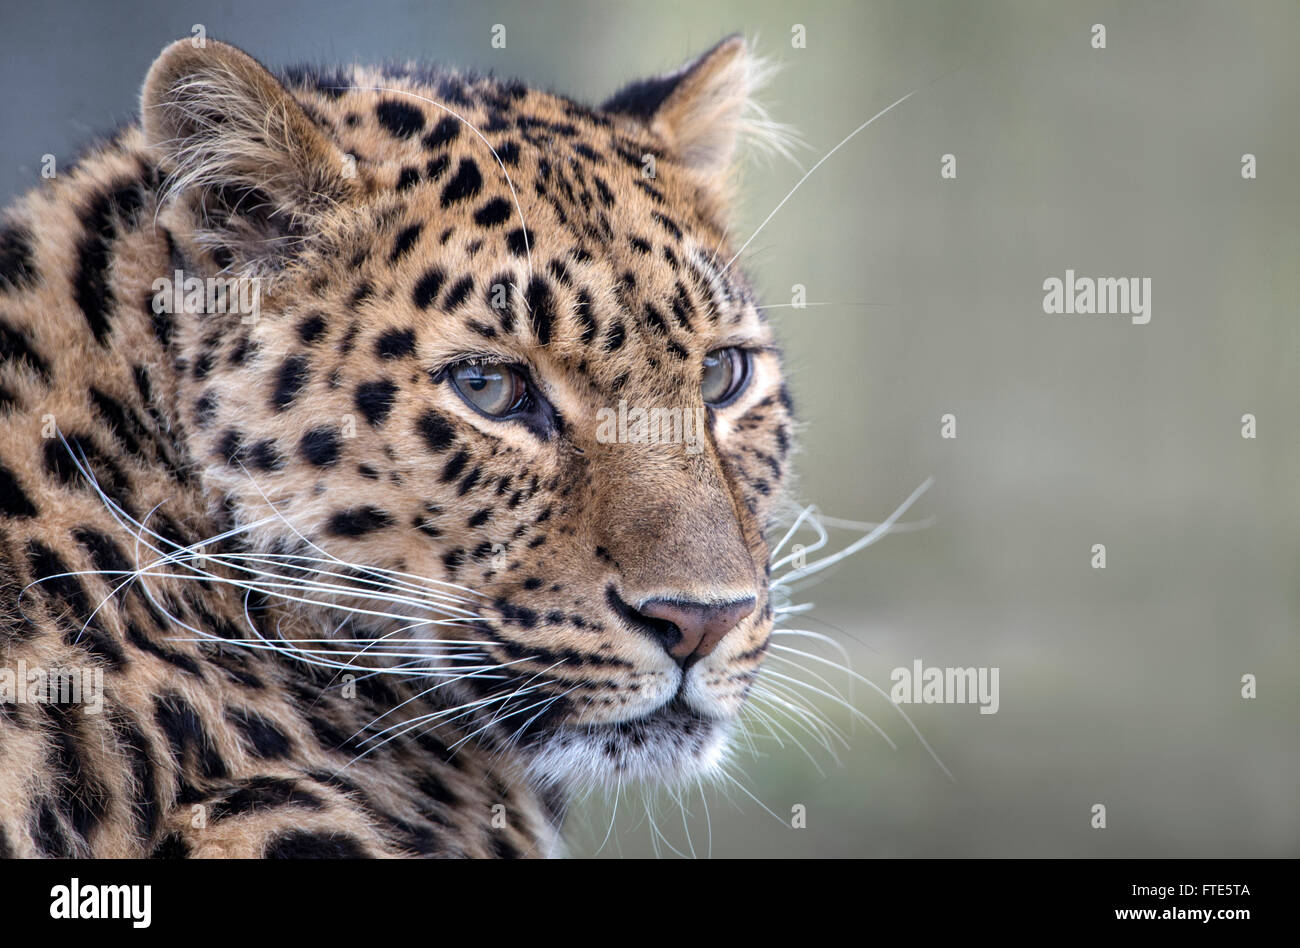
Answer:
xmin=141 ymin=35 xmax=794 ymax=791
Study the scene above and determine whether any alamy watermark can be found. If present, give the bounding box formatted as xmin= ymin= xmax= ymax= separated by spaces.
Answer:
xmin=50 ymin=878 xmax=151 ymax=928
xmin=595 ymin=399 xmax=706 ymax=454
xmin=151 ymin=269 xmax=262 ymax=322
xmin=1042 ymin=269 xmax=1151 ymax=325
xmin=0 ymin=659 xmax=104 ymax=714
xmin=890 ymin=659 xmax=999 ymax=714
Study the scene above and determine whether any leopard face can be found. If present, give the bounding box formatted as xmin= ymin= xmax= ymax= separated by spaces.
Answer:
xmin=144 ymin=37 xmax=793 ymax=792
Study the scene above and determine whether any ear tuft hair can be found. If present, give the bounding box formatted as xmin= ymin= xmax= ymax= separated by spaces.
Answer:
xmin=141 ymin=38 xmax=356 ymax=269
xmin=603 ymin=35 xmax=796 ymax=188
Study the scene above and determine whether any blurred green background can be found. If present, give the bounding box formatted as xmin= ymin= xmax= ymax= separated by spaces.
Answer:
xmin=3 ymin=0 xmax=1295 ymax=856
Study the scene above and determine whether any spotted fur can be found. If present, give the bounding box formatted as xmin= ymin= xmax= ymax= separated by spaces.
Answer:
xmin=0 ymin=35 xmax=793 ymax=857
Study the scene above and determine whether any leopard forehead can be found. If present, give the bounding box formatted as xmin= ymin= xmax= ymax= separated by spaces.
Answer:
xmin=277 ymin=61 xmax=767 ymax=370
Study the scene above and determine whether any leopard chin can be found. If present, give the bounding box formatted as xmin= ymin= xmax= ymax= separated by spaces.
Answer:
xmin=519 ymin=698 xmax=736 ymax=791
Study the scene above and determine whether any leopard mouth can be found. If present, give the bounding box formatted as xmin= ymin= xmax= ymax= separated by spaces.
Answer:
xmin=518 ymin=697 xmax=733 ymax=790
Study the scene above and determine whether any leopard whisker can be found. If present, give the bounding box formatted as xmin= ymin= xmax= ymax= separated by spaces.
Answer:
xmin=456 ymin=681 xmax=580 ymax=760
xmin=750 ymin=683 xmax=848 ymax=760
xmin=493 ymin=680 xmax=585 ymax=759
xmin=765 ymin=649 xmax=856 ymax=707
xmin=721 ymin=89 xmax=916 ymax=276
xmin=427 ymin=677 xmax=557 ymax=740
xmin=154 ymin=562 xmax=480 ymax=619
xmin=668 ymin=783 xmax=696 ymax=860
xmin=770 ymin=627 xmax=856 ymax=672
xmin=448 ymin=659 xmax=571 ymax=753
xmin=746 ymin=686 xmax=844 ymax=765
xmin=341 ymin=687 xmax=541 ymax=769
xmin=205 ymin=549 xmax=483 ymax=605
xmin=744 ymin=691 xmax=837 ymax=771
xmin=758 ymin=667 xmax=894 ymax=753
xmin=340 ymin=655 xmax=489 ymax=687
xmin=229 ymin=457 xmax=489 ymax=602
xmin=242 ymin=636 xmax=478 ymax=643
xmin=768 ymin=502 xmax=819 ymax=564
xmin=640 ymin=790 xmax=687 ymax=860
xmin=710 ymin=762 xmax=785 ymax=825
xmin=729 ymin=709 xmax=761 ymax=760
xmin=695 ymin=775 xmax=713 ymax=861
xmin=769 ymin=477 xmax=934 ymax=596
xmin=594 ymin=773 xmax=623 ymax=857
xmin=95 ymin=527 xmax=472 ymax=623
xmin=202 ymin=546 xmax=483 ymax=605
xmin=753 ymin=301 xmax=894 ymax=310
xmin=354 ymin=654 xmax=543 ymax=736
xmin=735 ymin=693 xmax=792 ymax=752
xmin=768 ymin=639 xmax=954 ymax=782
xmin=171 ymin=564 xmax=483 ymax=622
xmin=46 ymin=438 xmax=456 ymax=661
xmin=126 ymin=565 xmax=474 ymax=630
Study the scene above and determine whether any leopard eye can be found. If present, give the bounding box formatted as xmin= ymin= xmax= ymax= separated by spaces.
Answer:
xmin=700 ymin=347 xmax=750 ymax=406
xmin=449 ymin=361 xmax=529 ymax=418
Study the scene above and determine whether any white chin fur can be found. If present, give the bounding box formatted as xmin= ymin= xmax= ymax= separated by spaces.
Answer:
xmin=523 ymin=712 xmax=733 ymax=792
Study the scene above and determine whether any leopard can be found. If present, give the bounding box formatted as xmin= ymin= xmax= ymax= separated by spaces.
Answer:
xmin=0 ymin=33 xmax=795 ymax=858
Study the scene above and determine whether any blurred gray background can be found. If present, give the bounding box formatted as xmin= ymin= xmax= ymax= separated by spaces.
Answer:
xmin=3 ymin=0 xmax=1295 ymax=856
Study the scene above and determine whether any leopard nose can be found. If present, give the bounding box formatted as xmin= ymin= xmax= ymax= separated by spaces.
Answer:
xmin=636 ymin=597 xmax=756 ymax=666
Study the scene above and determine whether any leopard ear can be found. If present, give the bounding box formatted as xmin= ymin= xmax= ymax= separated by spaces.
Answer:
xmin=141 ymin=38 xmax=357 ymax=269
xmin=602 ymin=35 xmax=769 ymax=188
